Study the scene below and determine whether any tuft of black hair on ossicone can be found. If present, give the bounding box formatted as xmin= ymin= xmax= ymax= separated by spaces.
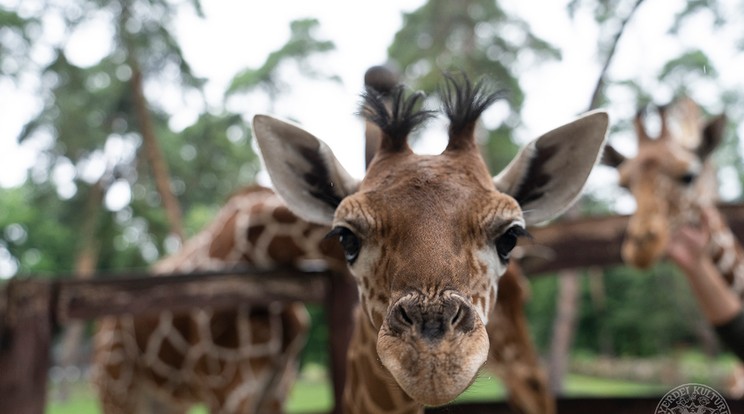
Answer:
xmin=441 ymin=74 xmax=506 ymax=151
xmin=359 ymin=85 xmax=435 ymax=153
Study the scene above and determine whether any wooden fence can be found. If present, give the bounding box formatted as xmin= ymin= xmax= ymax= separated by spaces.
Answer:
xmin=3 ymin=204 xmax=744 ymax=414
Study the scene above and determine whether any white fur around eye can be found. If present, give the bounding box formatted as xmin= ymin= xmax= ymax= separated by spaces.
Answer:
xmin=474 ymin=246 xmax=506 ymax=322
xmin=348 ymin=243 xmax=388 ymax=324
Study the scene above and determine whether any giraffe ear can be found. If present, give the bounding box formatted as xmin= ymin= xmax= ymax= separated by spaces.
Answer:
xmin=697 ymin=114 xmax=726 ymax=160
xmin=253 ymin=115 xmax=360 ymax=225
xmin=493 ymin=110 xmax=609 ymax=225
xmin=600 ymin=144 xmax=626 ymax=169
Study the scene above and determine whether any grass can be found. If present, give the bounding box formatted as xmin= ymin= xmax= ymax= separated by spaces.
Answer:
xmin=46 ymin=369 xmax=667 ymax=414
xmin=564 ymin=374 xmax=666 ymax=396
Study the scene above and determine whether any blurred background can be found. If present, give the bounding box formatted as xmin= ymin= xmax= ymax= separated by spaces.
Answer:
xmin=1 ymin=0 xmax=744 ymax=412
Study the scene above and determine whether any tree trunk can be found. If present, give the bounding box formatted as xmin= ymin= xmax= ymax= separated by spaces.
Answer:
xmin=587 ymin=267 xmax=614 ymax=356
xmin=587 ymin=0 xmax=646 ymax=110
xmin=119 ymin=0 xmax=184 ymax=242
xmin=129 ymin=58 xmax=184 ymax=241
xmin=548 ymin=270 xmax=581 ymax=394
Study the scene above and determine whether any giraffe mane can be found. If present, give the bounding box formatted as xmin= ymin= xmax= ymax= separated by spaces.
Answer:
xmin=359 ymin=85 xmax=434 ymax=153
xmin=441 ymin=74 xmax=506 ymax=151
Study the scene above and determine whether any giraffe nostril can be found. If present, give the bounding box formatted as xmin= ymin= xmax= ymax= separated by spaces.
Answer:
xmin=450 ymin=305 xmax=463 ymax=326
xmin=387 ymin=296 xmax=477 ymax=340
xmin=450 ymin=302 xmax=475 ymax=334
xmin=388 ymin=302 xmax=417 ymax=335
xmin=398 ymin=306 xmax=413 ymax=326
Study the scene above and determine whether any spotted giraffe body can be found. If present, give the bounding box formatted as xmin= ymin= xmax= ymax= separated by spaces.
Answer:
xmin=604 ymin=96 xmax=744 ymax=396
xmin=707 ymin=209 xmax=744 ymax=297
xmin=92 ymin=187 xmax=344 ymax=414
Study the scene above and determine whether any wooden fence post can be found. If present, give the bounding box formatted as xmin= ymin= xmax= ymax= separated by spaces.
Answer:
xmin=325 ymin=271 xmax=358 ymax=414
xmin=0 ymin=278 xmax=54 ymax=414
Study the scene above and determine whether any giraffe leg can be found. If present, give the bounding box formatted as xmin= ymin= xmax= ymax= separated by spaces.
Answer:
xmin=93 ymin=317 xmax=140 ymax=414
xmin=208 ymin=303 xmax=310 ymax=414
xmin=95 ymin=379 xmax=139 ymax=414
xmin=342 ymin=308 xmax=423 ymax=414
xmin=254 ymin=303 xmax=311 ymax=413
xmin=486 ymin=265 xmax=555 ymax=414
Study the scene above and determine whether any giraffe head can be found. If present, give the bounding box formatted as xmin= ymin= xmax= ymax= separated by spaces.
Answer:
xmin=603 ymin=97 xmax=726 ymax=269
xmin=253 ymin=76 xmax=608 ymax=406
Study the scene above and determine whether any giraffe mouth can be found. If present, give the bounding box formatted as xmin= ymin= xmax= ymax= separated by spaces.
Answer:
xmin=376 ymin=293 xmax=489 ymax=406
xmin=377 ymin=325 xmax=489 ymax=406
xmin=623 ymin=214 xmax=670 ymax=269
xmin=622 ymin=232 xmax=668 ymax=269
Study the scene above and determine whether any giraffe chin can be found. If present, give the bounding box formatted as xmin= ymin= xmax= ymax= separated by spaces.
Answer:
xmin=622 ymin=241 xmax=664 ymax=270
xmin=376 ymin=325 xmax=489 ymax=407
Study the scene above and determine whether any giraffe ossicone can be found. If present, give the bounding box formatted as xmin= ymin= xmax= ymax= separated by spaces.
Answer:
xmin=254 ymin=75 xmax=609 ymax=407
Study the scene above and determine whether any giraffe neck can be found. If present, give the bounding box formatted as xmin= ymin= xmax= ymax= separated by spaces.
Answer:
xmin=677 ymin=165 xmax=744 ymax=298
xmin=703 ymin=206 xmax=744 ymax=298
xmin=155 ymin=186 xmax=345 ymax=273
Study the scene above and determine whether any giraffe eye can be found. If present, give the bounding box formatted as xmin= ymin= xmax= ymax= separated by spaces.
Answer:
xmin=495 ymin=226 xmax=529 ymax=262
xmin=679 ymin=172 xmax=696 ymax=185
xmin=327 ymin=226 xmax=361 ymax=264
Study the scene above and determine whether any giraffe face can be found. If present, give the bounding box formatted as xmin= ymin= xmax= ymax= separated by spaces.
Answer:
xmin=254 ymin=76 xmax=608 ymax=406
xmin=604 ymin=100 xmax=726 ymax=269
xmin=615 ymin=140 xmax=702 ymax=268
xmin=334 ymin=151 xmax=523 ymax=405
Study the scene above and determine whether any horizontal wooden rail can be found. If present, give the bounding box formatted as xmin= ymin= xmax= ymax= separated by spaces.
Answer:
xmin=53 ymin=267 xmax=330 ymax=323
xmin=521 ymin=202 xmax=744 ymax=275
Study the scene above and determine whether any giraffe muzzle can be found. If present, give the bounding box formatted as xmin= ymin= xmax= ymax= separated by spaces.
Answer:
xmin=377 ymin=292 xmax=489 ymax=406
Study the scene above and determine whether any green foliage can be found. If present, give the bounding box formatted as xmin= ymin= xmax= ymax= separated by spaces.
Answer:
xmin=670 ymin=0 xmax=726 ymax=34
xmin=658 ymin=49 xmax=717 ymax=89
xmin=0 ymin=8 xmax=37 ymax=78
xmin=156 ymin=111 xmax=258 ymax=210
xmin=298 ymin=305 xmax=330 ymax=368
xmin=481 ymin=125 xmax=519 ymax=173
xmin=1 ymin=2 xmax=338 ymax=278
xmin=527 ymin=265 xmax=708 ymax=357
xmin=19 ymin=53 xmax=132 ymax=159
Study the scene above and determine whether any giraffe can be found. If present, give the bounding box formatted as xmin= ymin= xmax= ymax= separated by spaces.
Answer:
xmin=363 ymin=66 xmax=556 ymax=414
xmin=253 ymin=75 xmax=609 ymax=412
xmin=91 ymin=186 xmax=347 ymax=413
xmin=602 ymin=96 xmax=744 ymax=396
